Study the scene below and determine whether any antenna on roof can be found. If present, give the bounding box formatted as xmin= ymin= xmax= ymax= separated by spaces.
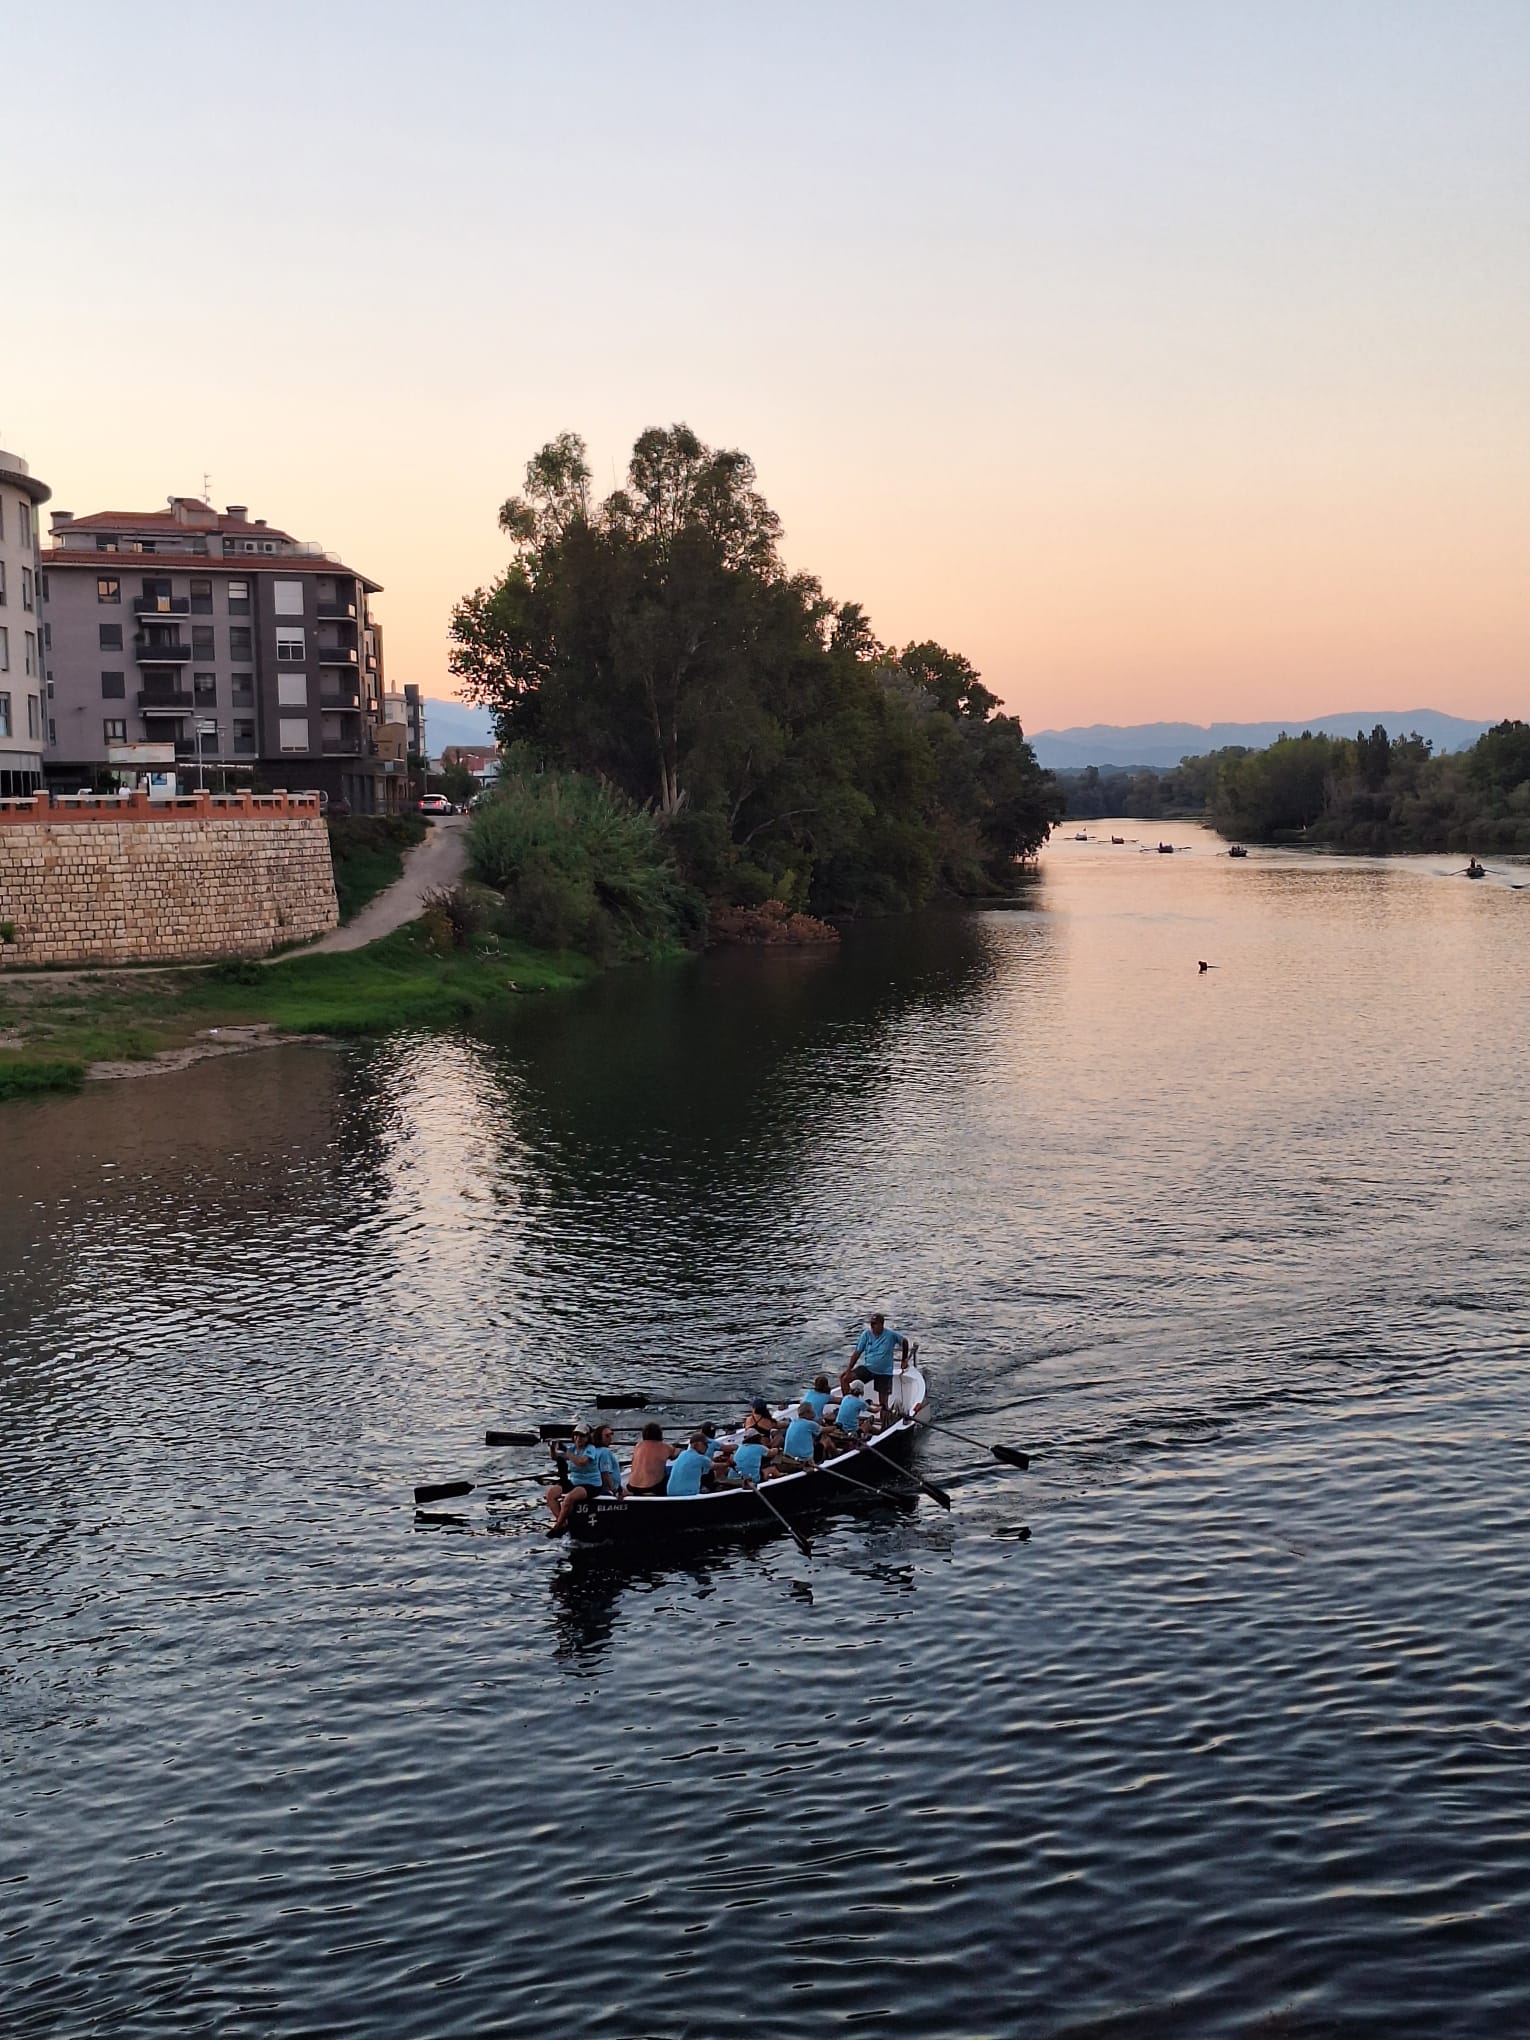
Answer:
xmin=203 ymin=473 xmax=211 ymax=504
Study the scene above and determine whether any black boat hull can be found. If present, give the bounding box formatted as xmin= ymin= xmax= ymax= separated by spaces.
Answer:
xmin=565 ymin=1420 xmax=923 ymax=1549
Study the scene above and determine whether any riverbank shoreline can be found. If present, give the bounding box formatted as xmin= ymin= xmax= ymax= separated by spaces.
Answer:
xmin=0 ymin=923 xmax=606 ymax=1101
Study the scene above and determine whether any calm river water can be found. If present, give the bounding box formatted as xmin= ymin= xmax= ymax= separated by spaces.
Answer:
xmin=3 ymin=824 xmax=1528 ymax=2036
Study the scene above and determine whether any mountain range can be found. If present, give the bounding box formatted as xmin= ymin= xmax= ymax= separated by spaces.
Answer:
xmin=1028 ymin=710 xmax=1497 ymax=772
xmin=422 ymin=696 xmax=1498 ymax=773
xmin=420 ymin=698 xmax=498 ymax=752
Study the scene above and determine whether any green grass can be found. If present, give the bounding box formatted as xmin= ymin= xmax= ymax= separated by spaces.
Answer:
xmin=327 ymin=815 xmax=428 ymax=922
xmin=0 ymin=923 xmax=601 ymax=1099
xmin=0 ymin=1058 xmax=85 ymax=1100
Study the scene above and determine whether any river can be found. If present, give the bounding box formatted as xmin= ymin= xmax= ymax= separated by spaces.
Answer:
xmin=2 ymin=823 xmax=1527 ymax=2035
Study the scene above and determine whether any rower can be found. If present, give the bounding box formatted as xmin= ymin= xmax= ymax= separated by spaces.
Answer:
xmin=801 ymin=1374 xmax=834 ymax=1420
xmin=828 ymin=1381 xmax=871 ymax=1443
xmin=625 ymin=1421 xmax=671 ymax=1497
xmin=543 ymin=1422 xmax=608 ymax=1536
xmin=665 ymin=1433 xmax=715 ymax=1497
xmin=779 ymin=1403 xmax=822 ymax=1471
xmin=724 ymin=1429 xmax=769 ymax=1486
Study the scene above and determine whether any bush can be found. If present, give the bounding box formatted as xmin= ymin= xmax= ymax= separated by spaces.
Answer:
xmin=327 ymin=814 xmax=428 ymax=921
xmin=419 ymin=883 xmax=484 ymax=952
xmin=0 ymin=1059 xmax=85 ymax=1100
xmin=469 ymin=769 xmax=704 ymax=957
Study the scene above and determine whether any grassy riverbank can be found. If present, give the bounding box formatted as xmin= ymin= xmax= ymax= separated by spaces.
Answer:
xmin=0 ymin=924 xmax=601 ymax=1100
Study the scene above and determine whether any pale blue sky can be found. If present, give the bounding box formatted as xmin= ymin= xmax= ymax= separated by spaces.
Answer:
xmin=8 ymin=2 xmax=1527 ymax=724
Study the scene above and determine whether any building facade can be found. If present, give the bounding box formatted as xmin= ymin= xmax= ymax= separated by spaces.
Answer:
xmin=0 ymin=450 xmax=52 ymax=797
xmin=383 ymin=681 xmax=428 ymax=795
xmin=42 ymin=497 xmax=406 ymax=812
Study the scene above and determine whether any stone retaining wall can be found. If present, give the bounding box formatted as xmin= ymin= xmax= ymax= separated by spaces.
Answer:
xmin=0 ymin=793 xmax=338 ymax=966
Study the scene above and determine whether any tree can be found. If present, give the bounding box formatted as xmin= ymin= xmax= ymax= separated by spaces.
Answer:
xmin=449 ymin=427 xmax=1065 ymax=911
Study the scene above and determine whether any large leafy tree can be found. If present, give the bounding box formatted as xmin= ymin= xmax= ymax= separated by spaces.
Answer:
xmin=450 ymin=427 xmax=1062 ymax=909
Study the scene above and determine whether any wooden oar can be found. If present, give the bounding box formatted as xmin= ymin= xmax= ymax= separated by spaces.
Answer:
xmin=814 ymin=1458 xmax=925 ymax=1505
xmin=415 ymin=1478 xmax=474 ymax=1506
xmin=914 ymin=1420 xmax=1029 ymax=1470
xmin=741 ymin=1480 xmax=812 ymax=1557
xmin=485 ymin=1429 xmax=541 ymax=1447
xmin=851 ymin=1437 xmax=952 ymax=1511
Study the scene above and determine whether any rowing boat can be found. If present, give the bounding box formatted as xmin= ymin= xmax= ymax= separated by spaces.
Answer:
xmin=565 ymin=1364 xmax=931 ymax=1548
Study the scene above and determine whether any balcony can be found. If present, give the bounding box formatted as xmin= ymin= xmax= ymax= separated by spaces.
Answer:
xmin=317 ymin=644 xmax=358 ymax=666
xmin=316 ymin=599 xmax=357 ymax=620
xmin=134 ymin=636 xmax=192 ymax=663
xmin=321 ymin=737 xmax=360 ymax=754
xmin=139 ymin=690 xmax=194 ymax=711
xmin=319 ymin=690 xmax=361 ymax=712
xmin=133 ymin=595 xmax=189 ymax=616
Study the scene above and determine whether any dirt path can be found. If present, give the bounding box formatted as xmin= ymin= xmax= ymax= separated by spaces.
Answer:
xmin=293 ymin=817 xmax=470 ymax=956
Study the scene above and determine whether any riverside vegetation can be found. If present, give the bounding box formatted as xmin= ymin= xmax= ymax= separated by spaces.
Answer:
xmin=1 ymin=425 xmax=1067 ymax=1099
xmin=1063 ymin=720 xmax=1530 ymax=853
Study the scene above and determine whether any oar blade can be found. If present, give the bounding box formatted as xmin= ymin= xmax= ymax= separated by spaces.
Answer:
xmin=485 ymin=1429 xmax=540 ymax=1447
xmin=596 ymin=1393 xmax=648 ymax=1410
xmin=992 ymin=1445 xmax=1030 ymax=1471
xmin=539 ymin=1422 xmax=576 ymax=1442
xmin=414 ymin=1479 xmax=474 ymax=1507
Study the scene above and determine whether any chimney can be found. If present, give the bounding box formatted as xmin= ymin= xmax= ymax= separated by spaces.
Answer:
xmin=254 ymin=519 xmax=267 ymax=529
xmin=51 ymin=510 xmax=73 ymax=530
xmin=226 ymin=504 xmax=249 ymax=521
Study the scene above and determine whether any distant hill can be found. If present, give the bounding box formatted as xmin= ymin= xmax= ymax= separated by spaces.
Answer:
xmin=1030 ymin=710 xmax=1496 ymax=772
xmin=420 ymin=697 xmax=497 ymax=753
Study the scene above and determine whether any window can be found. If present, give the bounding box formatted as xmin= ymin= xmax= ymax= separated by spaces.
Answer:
xmin=199 ymin=725 xmax=219 ymax=754
xmin=19 ymin=502 xmax=32 ymax=548
xmin=141 ymin=577 xmax=172 ymax=605
xmin=43 ymin=622 xmax=50 ymax=650
xmin=97 ymin=575 xmax=120 ymax=603
xmin=0 ymin=497 xmax=4 ymax=539
xmin=227 ymin=579 xmax=250 ymax=616
xmin=277 ymin=673 xmax=308 ymax=708
xmin=278 ymin=716 xmax=309 ymax=752
xmin=231 ymin=671 xmax=254 ymax=705
xmin=103 ymin=717 xmax=127 ymax=742
xmin=194 ymin=672 xmax=217 ymax=704
xmin=101 ymin=672 xmax=126 ymax=698
xmin=190 ymin=577 xmax=213 ymax=615
xmin=48 ymin=718 xmax=56 ymax=747
xmin=274 ymin=580 xmax=305 ymax=616
xmin=40 ymin=572 xmax=48 ymax=601
xmin=192 ymin=625 xmax=215 ymax=659
xmin=0 ymin=559 xmax=6 ymax=603
xmin=228 ymin=625 xmax=253 ymax=657
xmin=276 ymin=626 xmax=305 ymax=661
xmin=99 ymin=622 xmax=123 ymax=651
xmin=0 ymin=694 xmax=9 ymax=735
xmin=21 ymin=568 xmax=33 ymax=611
xmin=27 ymin=696 xmax=40 ymax=740
xmin=24 ymin=632 xmax=36 ymax=677
xmin=0 ymin=626 xmax=7 ymax=670
xmin=96 ymin=536 xmax=118 ymax=553
xmin=233 ymin=719 xmax=257 ymax=755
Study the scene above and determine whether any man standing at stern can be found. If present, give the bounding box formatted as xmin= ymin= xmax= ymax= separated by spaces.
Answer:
xmin=841 ymin=1312 xmax=910 ymax=1421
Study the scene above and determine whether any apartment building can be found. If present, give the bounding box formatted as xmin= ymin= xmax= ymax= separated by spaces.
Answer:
xmin=383 ymin=681 xmax=428 ymax=791
xmin=42 ymin=496 xmax=406 ymax=812
xmin=0 ymin=449 xmax=52 ymax=797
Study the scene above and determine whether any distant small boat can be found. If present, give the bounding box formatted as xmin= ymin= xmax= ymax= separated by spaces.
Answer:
xmin=1228 ymin=844 xmax=1248 ymax=858
xmin=1074 ymin=831 xmax=1089 ymax=841
xmin=1111 ymin=835 xmax=1125 ymax=845
xmin=1157 ymin=842 xmax=1174 ymax=854
xmin=1466 ymin=860 xmax=1486 ymax=879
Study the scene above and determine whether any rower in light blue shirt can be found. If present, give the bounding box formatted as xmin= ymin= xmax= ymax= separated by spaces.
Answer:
xmin=666 ymin=1437 xmax=714 ymax=1497
xmin=801 ymin=1375 xmax=833 ymax=1419
xmin=727 ymin=1436 xmax=768 ymax=1484
xmin=780 ymin=1408 xmax=821 ymax=1466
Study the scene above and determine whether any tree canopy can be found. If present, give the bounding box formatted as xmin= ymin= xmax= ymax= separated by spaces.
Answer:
xmin=1061 ymin=721 xmax=1530 ymax=854
xmin=451 ymin=426 xmax=1063 ymax=912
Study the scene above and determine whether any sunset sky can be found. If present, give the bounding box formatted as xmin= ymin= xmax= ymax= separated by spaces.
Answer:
xmin=9 ymin=2 xmax=1527 ymax=730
